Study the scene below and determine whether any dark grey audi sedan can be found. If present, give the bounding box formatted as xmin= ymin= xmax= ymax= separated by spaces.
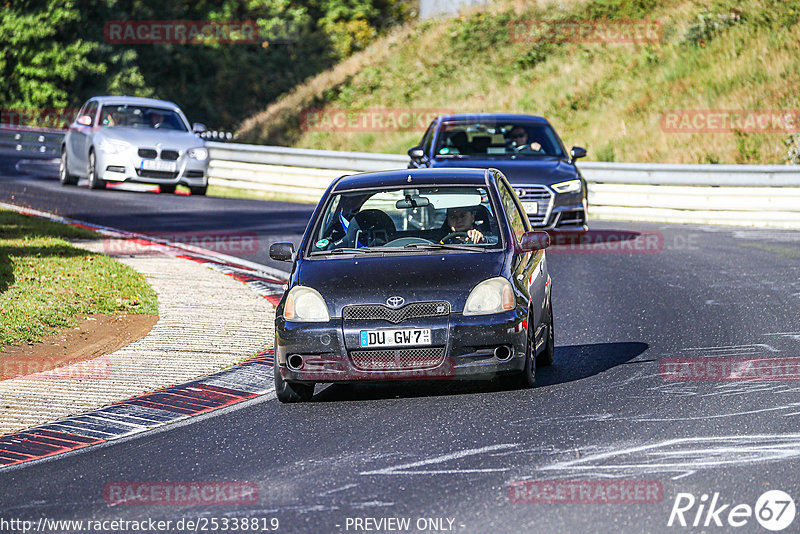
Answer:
xmin=269 ymin=168 xmax=553 ymax=402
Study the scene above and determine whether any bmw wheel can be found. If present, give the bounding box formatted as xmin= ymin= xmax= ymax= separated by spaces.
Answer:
xmin=59 ymin=150 xmax=78 ymax=186
xmin=87 ymin=150 xmax=106 ymax=190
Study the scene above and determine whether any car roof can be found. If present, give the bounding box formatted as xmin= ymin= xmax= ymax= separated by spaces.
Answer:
xmin=331 ymin=168 xmax=494 ymax=192
xmin=86 ymin=96 xmax=183 ymax=110
xmin=435 ymin=113 xmax=550 ymax=124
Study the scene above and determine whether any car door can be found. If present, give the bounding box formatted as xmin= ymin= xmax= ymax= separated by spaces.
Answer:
xmin=68 ymin=100 xmax=97 ymax=175
xmin=498 ymin=172 xmax=546 ymax=342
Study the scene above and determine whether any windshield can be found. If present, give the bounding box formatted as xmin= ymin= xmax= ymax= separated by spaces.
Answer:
xmin=308 ymin=186 xmax=502 ymax=255
xmin=99 ymin=104 xmax=188 ymax=131
xmin=434 ymin=120 xmax=565 ymax=158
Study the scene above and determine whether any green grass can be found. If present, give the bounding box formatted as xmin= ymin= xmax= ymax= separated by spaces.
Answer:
xmin=239 ymin=0 xmax=800 ymax=164
xmin=0 ymin=210 xmax=158 ymax=347
xmin=206 ymin=184 xmax=317 ymax=204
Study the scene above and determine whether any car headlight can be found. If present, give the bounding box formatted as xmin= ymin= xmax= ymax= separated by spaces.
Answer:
xmin=552 ymin=179 xmax=582 ymax=194
xmin=464 ymin=277 xmax=515 ymax=316
xmin=97 ymin=139 xmax=130 ymax=154
xmin=187 ymin=147 xmax=208 ymax=161
xmin=284 ymin=286 xmax=330 ymax=322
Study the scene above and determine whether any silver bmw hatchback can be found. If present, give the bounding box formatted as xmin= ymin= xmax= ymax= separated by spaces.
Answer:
xmin=60 ymin=96 xmax=209 ymax=195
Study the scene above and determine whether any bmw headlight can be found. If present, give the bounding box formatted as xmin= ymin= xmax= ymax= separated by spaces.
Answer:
xmin=552 ymin=179 xmax=582 ymax=194
xmin=284 ymin=286 xmax=330 ymax=322
xmin=97 ymin=138 xmax=130 ymax=154
xmin=187 ymin=147 xmax=208 ymax=161
xmin=464 ymin=277 xmax=515 ymax=316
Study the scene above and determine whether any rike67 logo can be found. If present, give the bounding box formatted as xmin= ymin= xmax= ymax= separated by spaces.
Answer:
xmin=668 ymin=490 xmax=796 ymax=531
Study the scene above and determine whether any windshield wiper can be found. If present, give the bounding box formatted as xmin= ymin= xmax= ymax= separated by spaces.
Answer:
xmin=403 ymin=243 xmax=485 ymax=252
xmin=310 ymin=247 xmax=377 ymax=256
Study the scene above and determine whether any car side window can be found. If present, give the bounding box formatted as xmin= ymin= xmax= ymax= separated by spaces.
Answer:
xmin=421 ymin=122 xmax=435 ymax=155
xmin=84 ymin=101 xmax=98 ymax=125
xmin=499 ymin=179 xmax=528 ymax=243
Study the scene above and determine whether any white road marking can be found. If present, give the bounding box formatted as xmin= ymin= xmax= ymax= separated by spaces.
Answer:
xmin=359 ymin=443 xmax=518 ymax=476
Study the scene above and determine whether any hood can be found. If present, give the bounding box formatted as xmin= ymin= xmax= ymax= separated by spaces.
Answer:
xmin=297 ymin=252 xmax=506 ymax=315
xmin=99 ymin=128 xmax=204 ymax=150
xmin=430 ymin=157 xmax=578 ymax=186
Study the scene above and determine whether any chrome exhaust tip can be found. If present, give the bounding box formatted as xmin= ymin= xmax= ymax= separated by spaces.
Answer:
xmin=494 ymin=345 xmax=513 ymax=361
xmin=287 ymin=354 xmax=304 ymax=371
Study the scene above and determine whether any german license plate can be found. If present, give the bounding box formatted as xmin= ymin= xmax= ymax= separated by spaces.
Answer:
xmin=522 ymin=201 xmax=538 ymax=214
xmin=360 ymin=328 xmax=432 ymax=348
xmin=141 ymin=159 xmax=177 ymax=172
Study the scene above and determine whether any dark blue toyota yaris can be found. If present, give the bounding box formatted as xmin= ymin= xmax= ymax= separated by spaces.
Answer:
xmin=269 ymin=168 xmax=553 ymax=402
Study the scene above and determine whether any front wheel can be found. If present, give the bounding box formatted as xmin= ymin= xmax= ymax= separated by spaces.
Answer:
xmin=536 ymin=299 xmax=554 ymax=367
xmin=59 ymin=150 xmax=78 ymax=186
xmin=189 ymin=185 xmax=207 ymax=196
xmin=274 ymin=360 xmax=314 ymax=403
xmin=87 ymin=151 xmax=106 ymax=190
xmin=159 ymin=184 xmax=176 ymax=194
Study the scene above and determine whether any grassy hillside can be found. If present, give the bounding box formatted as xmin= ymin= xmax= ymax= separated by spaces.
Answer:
xmin=238 ymin=0 xmax=800 ymax=164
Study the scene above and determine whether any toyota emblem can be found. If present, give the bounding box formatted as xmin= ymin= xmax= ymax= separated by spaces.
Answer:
xmin=386 ymin=296 xmax=405 ymax=308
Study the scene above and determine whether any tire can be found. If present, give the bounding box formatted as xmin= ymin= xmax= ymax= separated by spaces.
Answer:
xmin=87 ymin=151 xmax=106 ymax=190
xmin=189 ymin=185 xmax=207 ymax=196
xmin=536 ymin=299 xmax=555 ymax=367
xmin=274 ymin=359 xmax=314 ymax=403
xmin=59 ymin=150 xmax=78 ymax=186
xmin=160 ymin=184 xmax=177 ymax=194
xmin=508 ymin=317 xmax=536 ymax=389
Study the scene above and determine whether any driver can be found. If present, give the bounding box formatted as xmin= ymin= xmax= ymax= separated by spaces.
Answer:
xmin=442 ymin=207 xmax=486 ymax=244
xmin=149 ymin=111 xmax=165 ymax=128
xmin=508 ymin=126 xmax=542 ymax=153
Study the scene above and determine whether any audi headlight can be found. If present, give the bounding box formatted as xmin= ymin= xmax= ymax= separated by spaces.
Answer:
xmin=552 ymin=179 xmax=582 ymax=194
xmin=97 ymin=138 xmax=130 ymax=154
xmin=464 ymin=277 xmax=515 ymax=316
xmin=188 ymin=147 xmax=208 ymax=161
xmin=284 ymin=286 xmax=330 ymax=322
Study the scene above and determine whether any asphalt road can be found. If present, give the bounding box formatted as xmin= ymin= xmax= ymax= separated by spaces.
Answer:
xmin=2 ymin=157 xmax=800 ymax=533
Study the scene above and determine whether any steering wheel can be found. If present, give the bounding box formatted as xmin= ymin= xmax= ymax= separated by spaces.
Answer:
xmin=440 ymin=232 xmax=470 ymax=244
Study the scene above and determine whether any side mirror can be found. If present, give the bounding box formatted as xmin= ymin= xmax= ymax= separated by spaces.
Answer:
xmin=518 ymin=230 xmax=551 ymax=252
xmin=270 ymin=242 xmax=295 ymax=262
xmin=193 ymin=123 xmax=207 ymax=134
xmin=76 ymin=115 xmax=93 ymax=126
xmin=408 ymin=146 xmax=425 ymax=160
xmin=570 ymin=146 xmax=587 ymax=160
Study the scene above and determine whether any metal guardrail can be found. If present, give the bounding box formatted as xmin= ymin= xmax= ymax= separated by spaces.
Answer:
xmin=2 ymin=126 xmax=800 ymax=228
xmin=0 ymin=124 xmax=64 ymax=157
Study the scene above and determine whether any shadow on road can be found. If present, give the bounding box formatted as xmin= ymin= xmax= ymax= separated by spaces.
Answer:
xmin=312 ymin=341 xmax=649 ymax=402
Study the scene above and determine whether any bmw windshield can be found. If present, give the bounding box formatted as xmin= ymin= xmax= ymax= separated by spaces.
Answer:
xmin=434 ymin=120 xmax=566 ymax=158
xmin=308 ymin=186 xmax=503 ymax=256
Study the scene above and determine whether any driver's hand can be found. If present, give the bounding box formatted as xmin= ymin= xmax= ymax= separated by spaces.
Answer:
xmin=530 ymin=142 xmax=542 ymax=151
xmin=467 ymin=229 xmax=485 ymax=244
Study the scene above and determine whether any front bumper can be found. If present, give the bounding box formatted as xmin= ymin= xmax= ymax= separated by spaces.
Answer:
xmin=275 ymin=309 xmax=529 ymax=383
xmin=97 ymin=150 xmax=208 ymax=187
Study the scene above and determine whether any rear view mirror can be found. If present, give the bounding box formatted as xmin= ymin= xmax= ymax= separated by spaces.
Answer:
xmin=270 ymin=242 xmax=295 ymax=262
xmin=408 ymin=147 xmax=425 ymax=160
xmin=396 ymin=195 xmax=430 ymax=209
xmin=76 ymin=115 xmax=92 ymax=126
xmin=570 ymin=146 xmax=587 ymax=160
xmin=518 ymin=231 xmax=551 ymax=252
